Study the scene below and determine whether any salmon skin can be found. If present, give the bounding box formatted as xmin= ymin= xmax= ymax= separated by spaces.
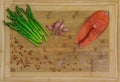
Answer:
xmin=76 ymin=10 xmax=109 ymax=48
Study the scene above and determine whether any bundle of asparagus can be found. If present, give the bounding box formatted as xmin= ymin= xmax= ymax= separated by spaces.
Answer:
xmin=3 ymin=4 xmax=48 ymax=46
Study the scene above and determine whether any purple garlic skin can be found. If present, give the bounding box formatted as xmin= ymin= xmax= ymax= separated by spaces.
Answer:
xmin=55 ymin=30 xmax=64 ymax=36
xmin=52 ymin=20 xmax=61 ymax=29
xmin=59 ymin=21 xmax=64 ymax=30
xmin=61 ymin=28 xmax=70 ymax=32
xmin=46 ymin=20 xmax=70 ymax=38
xmin=46 ymin=25 xmax=54 ymax=30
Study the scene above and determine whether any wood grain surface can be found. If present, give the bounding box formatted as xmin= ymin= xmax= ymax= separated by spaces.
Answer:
xmin=0 ymin=0 xmax=119 ymax=82
xmin=9 ymin=11 xmax=109 ymax=72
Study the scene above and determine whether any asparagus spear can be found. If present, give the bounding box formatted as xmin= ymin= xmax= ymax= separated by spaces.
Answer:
xmin=3 ymin=4 xmax=48 ymax=46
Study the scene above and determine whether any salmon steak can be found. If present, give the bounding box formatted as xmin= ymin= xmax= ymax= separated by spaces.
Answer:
xmin=76 ymin=10 xmax=110 ymax=48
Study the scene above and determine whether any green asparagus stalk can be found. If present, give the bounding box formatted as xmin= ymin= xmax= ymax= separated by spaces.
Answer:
xmin=3 ymin=4 xmax=48 ymax=46
xmin=18 ymin=5 xmax=48 ymax=41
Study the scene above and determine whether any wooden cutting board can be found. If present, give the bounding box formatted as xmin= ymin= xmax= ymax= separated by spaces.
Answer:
xmin=10 ymin=10 xmax=110 ymax=72
xmin=0 ymin=0 xmax=120 ymax=82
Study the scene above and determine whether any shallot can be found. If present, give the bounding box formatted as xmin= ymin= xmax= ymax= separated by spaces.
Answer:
xmin=46 ymin=25 xmax=53 ymax=30
xmin=61 ymin=28 xmax=70 ymax=32
xmin=52 ymin=20 xmax=61 ymax=29
xmin=46 ymin=20 xmax=70 ymax=37
xmin=59 ymin=21 xmax=64 ymax=30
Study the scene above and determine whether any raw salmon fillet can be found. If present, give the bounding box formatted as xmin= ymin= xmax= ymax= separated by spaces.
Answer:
xmin=76 ymin=10 xmax=109 ymax=48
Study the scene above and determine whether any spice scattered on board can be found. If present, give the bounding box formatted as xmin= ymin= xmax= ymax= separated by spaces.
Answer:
xmin=10 ymin=11 xmax=109 ymax=72
xmin=76 ymin=10 xmax=109 ymax=48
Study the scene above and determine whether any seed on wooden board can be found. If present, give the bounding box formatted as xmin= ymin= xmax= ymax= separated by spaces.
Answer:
xmin=35 ymin=65 xmax=37 ymax=68
xmin=51 ymin=68 xmax=56 ymax=72
xmin=14 ymin=57 xmax=17 ymax=61
xmin=20 ymin=58 xmax=23 ymax=63
xmin=36 ymin=68 xmax=39 ymax=70
xmin=68 ymin=35 xmax=72 ymax=39
xmin=10 ymin=61 xmax=12 ymax=63
xmin=43 ymin=61 xmax=46 ymax=64
xmin=79 ymin=68 xmax=82 ymax=71
xmin=11 ymin=68 xmax=16 ymax=72
xmin=19 ymin=52 xmax=23 ymax=57
xmin=25 ymin=59 xmax=29 ymax=62
xmin=15 ymin=40 xmax=18 ymax=43
xmin=30 ymin=50 xmax=33 ymax=52
xmin=14 ymin=37 xmax=16 ymax=39
xmin=40 ymin=62 xmax=42 ymax=64
xmin=74 ymin=56 xmax=77 ymax=59
xmin=50 ymin=67 xmax=52 ymax=70
xmin=18 ymin=52 xmax=21 ymax=54
xmin=19 ymin=45 xmax=24 ymax=50
xmin=20 ymin=54 xmax=23 ymax=57
xmin=25 ymin=57 xmax=27 ymax=59
xmin=74 ymin=62 xmax=77 ymax=65
xmin=67 ymin=64 xmax=69 ymax=66
xmin=11 ymin=51 xmax=13 ymax=54
xmin=11 ymin=44 xmax=13 ymax=47
xmin=98 ymin=55 xmax=103 ymax=59
xmin=73 ymin=11 xmax=78 ymax=19
xmin=37 ymin=52 xmax=39 ymax=54
xmin=94 ymin=47 xmax=97 ymax=52
xmin=24 ymin=65 xmax=28 ymax=68
xmin=57 ymin=59 xmax=60 ymax=61
xmin=48 ymin=61 xmax=52 ymax=64
xmin=26 ymin=62 xmax=30 ymax=64
xmin=35 ymin=58 xmax=39 ymax=61
xmin=31 ymin=57 xmax=33 ymax=59
xmin=73 ymin=46 xmax=76 ymax=52
xmin=58 ymin=69 xmax=61 ymax=72
xmin=24 ymin=50 xmax=26 ymax=52
xmin=44 ymin=55 xmax=48 ymax=59
xmin=75 ymin=11 xmax=78 ymax=15
xmin=20 ymin=67 xmax=23 ymax=70
xmin=73 ymin=68 xmax=75 ymax=71
xmin=16 ymin=61 xmax=20 ymax=65
xmin=28 ymin=52 xmax=32 ymax=56
xmin=100 ymin=39 xmax=105 ymax=43
xmin=73 ymin=15 xmax=75 ymax=19
xmin=47 ymin=11 xmax=52 ymax=19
